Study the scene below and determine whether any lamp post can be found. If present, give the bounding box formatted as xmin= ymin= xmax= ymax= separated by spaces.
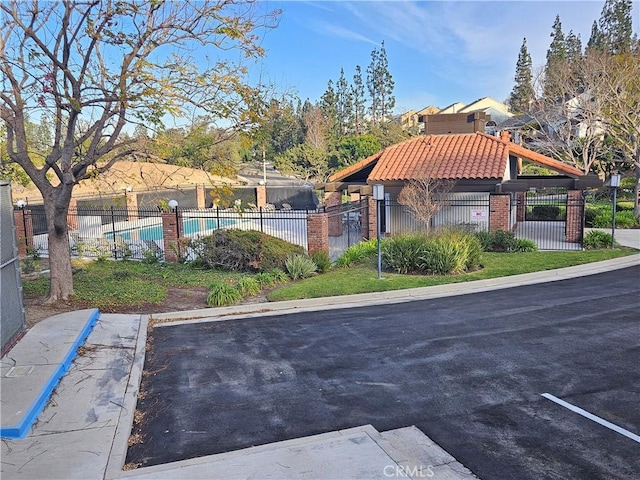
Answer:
xmin=373 ymin=184 xmax=384 ymax=279
xmin=168 ymin=199 xmax=179 ymax=238
xmin=610 ymin=174 xmax=620 ymax=249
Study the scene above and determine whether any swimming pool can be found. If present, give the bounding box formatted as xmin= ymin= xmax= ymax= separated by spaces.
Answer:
xmin=110 ymin=218 xmax=234 ymax=242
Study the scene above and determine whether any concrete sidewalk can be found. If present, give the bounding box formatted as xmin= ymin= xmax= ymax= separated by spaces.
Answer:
xmin=1 ymin=252 xmax=638 ymax=480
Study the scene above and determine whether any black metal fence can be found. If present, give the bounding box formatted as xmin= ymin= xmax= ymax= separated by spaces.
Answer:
xmin=23 ymin=205 xmax=313 ymax=261
xmin=384 ymin=195 xmax=491 ymax=234
xmin=326 ymin=199 xmax=368 ymax=261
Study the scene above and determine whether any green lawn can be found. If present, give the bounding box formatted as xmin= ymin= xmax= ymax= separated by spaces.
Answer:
xmin=267 ymin=249 xmax=636 ymax=302
xmin=22 ymin=248 xmax=636 ymax=310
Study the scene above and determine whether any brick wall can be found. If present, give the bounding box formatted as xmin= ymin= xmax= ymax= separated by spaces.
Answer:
xmin=13 ymin=209 xmax=33 ymax=256
xmin=367 ymin=195 xmax=378 ymax=239
xmin=565 ymin=190 xmax=583 ymax=243
xmin=515 ymin=192 xmax=526 ymax=223
xmin=162 ymin=210 xmax=182 ymax=262
xmin=489 ymin=194 xmax=510 ymax=232
xmin=67 ymin=198 xmax=79 ymax=231
xmin=325 ymin=191 xmax=342 ymax=237
xmin=256 ymin=185 xmax=267 ymax=208
xmin=196 ymin=184 xmax=206 ymax=209
xmin=125 ymin=191 xmax=138 ymax=220
xmin=307 ymin=213 xmax=329 ymax=255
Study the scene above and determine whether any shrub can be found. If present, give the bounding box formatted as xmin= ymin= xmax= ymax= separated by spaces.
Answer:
xmin=474 ymin=231 xmax=493 ymax=252
xmin=254 ymin=272 xmax=276 ymax=288
xmin=383 ymin=229 xmax=482 ymax=275
xmin=206 ymin=281 xmax=242 ymax=307
xmin=236 ymin=276 xmax=261 ymax=297
xmin=529 ymin=205 xmax=561 ymax=220
xmin=514 ymin=238 xmax=538 ymax=252
xmin=285 ymin=254 xmax=317 ymax=280
xmin=583 ymin=230 xmax=614 ymax=250
xmin=592 ymin=210 xmax=639 ymax=228
xmin=381 ymin=234 xmax=428 ymax=274
xmin=311 ymin=251 xmax=332 ymax=273
xmin=267 ymin=268 xmax=290 ymax=283
xmin=190 ymin=229 xmax=304 ymax=272
xmin=490 ymin=230 xmax=518 ymax=252
xmin=335 ymin=239 xmax=377 ymax=268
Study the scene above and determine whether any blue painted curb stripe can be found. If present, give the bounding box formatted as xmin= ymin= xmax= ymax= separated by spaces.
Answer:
xmin=0 ymin=309 xmax=100 ymax=440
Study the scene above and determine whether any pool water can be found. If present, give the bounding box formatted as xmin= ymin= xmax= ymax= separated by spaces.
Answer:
xmin=112 ymin=218 xmax=232 ymax=242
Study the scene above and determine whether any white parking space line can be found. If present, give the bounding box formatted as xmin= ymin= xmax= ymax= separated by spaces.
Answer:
xmin=541 ymin=393 xmax=640 ymax=444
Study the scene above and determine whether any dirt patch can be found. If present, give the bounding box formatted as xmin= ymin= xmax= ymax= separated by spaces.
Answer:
xmin=24 ymin=285 xmax=272 ymax=328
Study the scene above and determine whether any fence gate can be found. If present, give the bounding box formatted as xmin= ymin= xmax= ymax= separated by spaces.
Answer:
xmin=1 ymin=182 xmax=27 ymax=355
xmin=326 ymin=199 xmax=368 ymax=261
xmin=512 ymin=190 xmax=583 ymax=250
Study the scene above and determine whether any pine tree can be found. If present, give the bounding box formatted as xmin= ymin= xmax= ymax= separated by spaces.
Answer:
xmin=598 ymin=0 xmax=634 ymax=54
xmin=366 ymin=41 xmax=395 ymax=127
xmin=586 ymin=20 xmax=604 ymax=54
xmin=508 ymin=38 xmax=535 ymax=114
xmin=321 ymin=80 xmax=338 ymax=141
xmin=366 ymin=47 xmax=380 ymax=126
xmin=544 ymin=15 xmax=567 ymax=98
xmin=566 ymin=30 xmax=583 ymax=65
xmin=351 ymin=65 xmax=366 ymax=135
xmin=377 ymin=41 xmax=395 ymax=124
xmin=336 ymin=68 xmax=353 ymax=138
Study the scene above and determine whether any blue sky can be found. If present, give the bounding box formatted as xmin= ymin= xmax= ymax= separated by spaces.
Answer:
xmin=253 ymin=0 xmax=639 ymax=112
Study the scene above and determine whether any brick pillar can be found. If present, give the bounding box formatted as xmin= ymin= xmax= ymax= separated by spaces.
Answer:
xmin=67 ymin=198 xmax=79 ymax=231
xmin=256 ymin=184 xmax=267 ymax=208
xmin=565 ymin=190 xmax=583 ymax=243
xmin=126 ymin=190 xmax=138 ymax=220
xmin=367 ymin=195 xmax=378 ymax=240
xmin=325 ymin=190 xmax=342 ymax=237
xmin=307 ymin=212 xmax=329 ymax=255
xmin=515 ymin=191 xmax=526 ymax=223
xmin=196 ymin=184 xmax=206 ymax=209
xmin=489 ymin=194 xmax=511 ymax=232
xmin=14 ymin=209 xmax=33 ymax=256
xmin=162 ymin=210 xmax=182 ymax=262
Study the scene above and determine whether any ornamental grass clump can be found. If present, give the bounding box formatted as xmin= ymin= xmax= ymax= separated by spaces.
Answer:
xmin=285 ymin=254 xmax=318 ymax=280
xmin=335 ymin=239 xmax=377 ymax=268
xmin=206 ymin=280 xmax=242 ymax=307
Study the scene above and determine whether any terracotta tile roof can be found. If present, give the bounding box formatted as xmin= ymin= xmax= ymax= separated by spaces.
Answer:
xmin=329 ymin=132 xmax=583 ymax=183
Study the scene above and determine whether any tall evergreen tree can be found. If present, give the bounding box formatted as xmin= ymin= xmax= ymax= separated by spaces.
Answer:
xmin=586 ymin=20 xmax=604 ymax=54
xmin=321 ymin=80 xmax=338 ymax=140
xmin=544 ymin=15 xmax=568 ymax=98
xmin=598 ymin=0 xmax=634 ymax=54
xmin=366 ymin=47 xmax=380 ymax=126
xmin=566 ymin=30 xmax=583 ymax=65
xmin=508 ymin=38 xmax=535 ymax=113
xmin=336 ymin=68 xmax=353 ymax=138
xmin=376 ymin=41 xmax=395 ymax=124
xmin=351 ymin=65 xmax=366 ymax=135
xmin=366 ymin=41 xmax=395 ymax=126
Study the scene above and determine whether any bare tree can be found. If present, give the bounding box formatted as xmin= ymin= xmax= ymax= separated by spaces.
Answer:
xmin=397 ymin=177 xmax=455 ymax=232
xmin=596 ymin=51 xmax=640 ymax=217
xmin=528 ymin=57 xmax=612 ymax=176
xmin=1 ymin=1 xmax=278 ymax=302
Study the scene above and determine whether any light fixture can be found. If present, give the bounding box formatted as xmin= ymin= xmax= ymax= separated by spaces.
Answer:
xmin=168 ymin=199 xmax=178 ymax=210
xmin=16 ymin=199 xmax=26 ymax=209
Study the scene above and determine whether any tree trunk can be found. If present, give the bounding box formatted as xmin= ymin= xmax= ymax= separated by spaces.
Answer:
xmin=44 ymin=198 xmax=74 ymax=303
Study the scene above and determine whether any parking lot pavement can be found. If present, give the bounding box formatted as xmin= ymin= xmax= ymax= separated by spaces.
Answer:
xmin=127 ymin=265 xmax=640 ymax=479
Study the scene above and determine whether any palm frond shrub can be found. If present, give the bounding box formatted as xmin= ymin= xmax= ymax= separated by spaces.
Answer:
xmin=285 ymin=254 xmax=317 ymax=280
xmin=583 ymin=230 xmax=614 ymax=249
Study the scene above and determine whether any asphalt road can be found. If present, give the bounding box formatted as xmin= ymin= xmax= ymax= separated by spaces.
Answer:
xmin=128 ymin=266 xmax=640 ymax=479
